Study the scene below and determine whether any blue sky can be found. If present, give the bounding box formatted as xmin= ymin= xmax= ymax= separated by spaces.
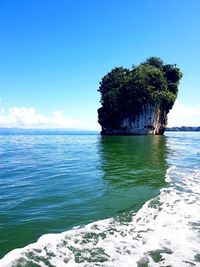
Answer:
xmin=0 ymin=0 xmax=200 ymax=129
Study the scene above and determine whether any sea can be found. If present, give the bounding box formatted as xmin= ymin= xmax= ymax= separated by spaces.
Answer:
xmin=0 ymin=130 xmax=200 ymax=267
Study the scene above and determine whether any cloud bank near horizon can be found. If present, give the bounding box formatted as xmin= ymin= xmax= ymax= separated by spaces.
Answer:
xmin=0 ymin=106 xmax=95 ymax=129
xmin=168 ymin=101 xmax=200 ymax=127
xmin=0 ymin=102 xmax=199 ymax=130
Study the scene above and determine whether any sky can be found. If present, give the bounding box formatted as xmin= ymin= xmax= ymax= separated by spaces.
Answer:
xmin=0 ymin=0 xmax=200 ymax=130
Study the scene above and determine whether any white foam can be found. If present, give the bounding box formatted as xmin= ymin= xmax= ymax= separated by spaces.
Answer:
xmin=1 ymin=166 xmax=200 ymax=266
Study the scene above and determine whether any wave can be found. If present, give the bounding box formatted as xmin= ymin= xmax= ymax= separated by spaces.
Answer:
xmin=1 ymin=166 xmax=200 ymax=267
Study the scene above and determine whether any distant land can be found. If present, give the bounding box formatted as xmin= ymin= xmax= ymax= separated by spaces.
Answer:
xmin=0 ymin=128 xmax=98 ymax=135
xmin=0 ymin=127 xmax=200 ymax=134
xmin=166 ymin=126 xmax=200 ymax=131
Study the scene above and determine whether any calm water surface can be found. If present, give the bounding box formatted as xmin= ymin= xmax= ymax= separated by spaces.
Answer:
xmin=0 ymin=132 xmax=200 ymax=266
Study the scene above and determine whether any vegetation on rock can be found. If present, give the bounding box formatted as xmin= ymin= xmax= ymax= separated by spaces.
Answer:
xmin=98 ymin=57 xmax=183 ymax=133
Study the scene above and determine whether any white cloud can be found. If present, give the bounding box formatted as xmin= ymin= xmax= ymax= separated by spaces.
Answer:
xmin=0 ymin=106 xmax=93 ymax=129
xmin=168 ymin=101 xmax=200 ymax=127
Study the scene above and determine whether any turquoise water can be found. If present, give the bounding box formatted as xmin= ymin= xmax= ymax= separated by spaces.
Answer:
xmin=0 ymin=132 xmax=200 ymax=266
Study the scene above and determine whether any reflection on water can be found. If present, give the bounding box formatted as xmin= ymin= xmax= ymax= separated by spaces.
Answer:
xmin=98 ymin=135 xmax=169 ymax=214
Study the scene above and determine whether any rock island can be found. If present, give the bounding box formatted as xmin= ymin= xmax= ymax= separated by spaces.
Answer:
xmin=98 ymin=57 xmax=182 ymax=135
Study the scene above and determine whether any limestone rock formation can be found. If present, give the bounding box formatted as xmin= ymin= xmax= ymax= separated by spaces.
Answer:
xmin=98 ymin=57 xmax=182 ymax=135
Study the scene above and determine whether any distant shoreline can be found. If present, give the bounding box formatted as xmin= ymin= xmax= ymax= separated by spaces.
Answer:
xmin=0 ymin=127 xmax=200 ymax=133
xmin=166 ymin=126 xmax=200 ymax=131
xmin=0 ymin=128 xmax=99 ymax=135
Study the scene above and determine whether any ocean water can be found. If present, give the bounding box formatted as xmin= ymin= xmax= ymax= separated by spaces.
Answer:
xmin=0 ymin=131 xmax=200 ymax=266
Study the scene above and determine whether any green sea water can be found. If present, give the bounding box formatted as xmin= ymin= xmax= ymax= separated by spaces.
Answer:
xmin=0 ymin=133 xmax=167 ymax=258
xmin=0 ymin=132 xmax=200 ymax=266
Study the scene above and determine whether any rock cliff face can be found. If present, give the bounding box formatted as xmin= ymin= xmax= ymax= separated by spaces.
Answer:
xmin=101 ymin=104 xmax=167 ymax=135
